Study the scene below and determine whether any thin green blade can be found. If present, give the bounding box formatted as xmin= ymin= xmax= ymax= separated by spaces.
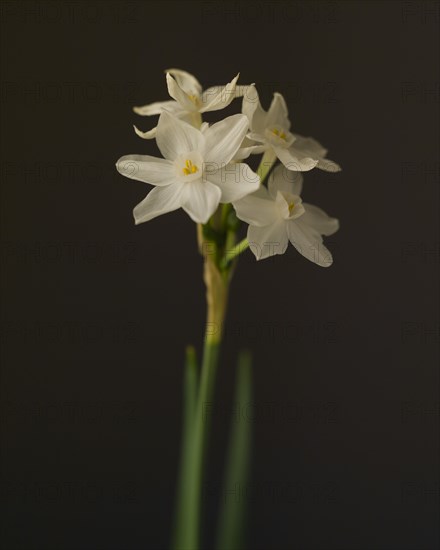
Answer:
xmin=215 ymin=349 xmax=253 ymax=550
xmin=172 ymin=345 xmax=198 ymax=549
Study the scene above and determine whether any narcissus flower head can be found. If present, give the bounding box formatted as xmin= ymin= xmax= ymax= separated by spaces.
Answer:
xmin=242 ymin=85 xmax=341 ymax=173
xmin=133 ymin=69 xmax=249 ymax=139
xmin=116 ymin=69 xmax=342 ymax=267
xmin=233 ymin=164 xmax=339 ymax=266
xmin=116 ymin=112 xmax=260 ymax=225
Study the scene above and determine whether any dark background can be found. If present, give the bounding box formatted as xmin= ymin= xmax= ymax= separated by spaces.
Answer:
xmin=1 ymin=1 xmax=438 ymax=549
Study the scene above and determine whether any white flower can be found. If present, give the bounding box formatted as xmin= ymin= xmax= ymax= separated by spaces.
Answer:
xmin=133 ymin=69 xmax=247 ymax=140
xmin=116 ymin=112 xmax=260 ymax=225
xmin=242 ymin=85 xmax=341 ymax=173
xmin=233 ymin=164 xmax=339 ymax=266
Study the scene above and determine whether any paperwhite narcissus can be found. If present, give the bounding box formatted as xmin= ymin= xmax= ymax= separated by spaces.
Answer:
xmin=133 ymin=69 xmax=247 ymax=140
xmin=116 ymin=112 xmax=260 ymax=225
xmin=242 ymin=85 xmax=341 ymax=173
xmin=233 ymin=164 xmax=339 ymax=266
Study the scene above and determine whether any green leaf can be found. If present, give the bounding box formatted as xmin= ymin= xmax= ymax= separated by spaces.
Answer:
xmin=215 ymin=350 xmax=253 ymax=550
xmin=171 ymin=345 xmax=198 ymax=549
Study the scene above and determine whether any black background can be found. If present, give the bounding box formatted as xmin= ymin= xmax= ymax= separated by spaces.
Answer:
xmin=1 ymin=1 xmax=439 ymax=549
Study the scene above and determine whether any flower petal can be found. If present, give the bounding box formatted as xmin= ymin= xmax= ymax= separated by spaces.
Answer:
xmin=200 ymin=73 xmax=240 ymax=113
xmin=316 ymin=158 xmax=342 ymax=172
xmin=274 ymin=146 xmax=319 ymax=172
xmin=275 ymin=191 xmax=305 ymax=220
xmin=116 ymin=155 xmax=175 ymax=185
xmin=248 ymin=222 xmax=288 ymax=260
xmin=292 ymin=135 xmax=341 ymax=172
xmin=265 ymin=93 xmax=290 ymax=130
xmin=166 ymin=73 xmax=198 ymax=111
xmin=205 ymin=163 xmax=260 ymax=203
xmin=234 ymin=143 xmax=267 ymax=160
xmin=156 ymin=111 xmax=204 ymax=161
xmin=268 ymin=164 xmax=303 ymax=198
xmin=247 ymin=132 xmax=267 ymax=144
xmin=242 ymin=85 xmax=267 ymax=134
xmin=293 ymin=134 xmax=328 ymax=157
xmin=203 ymin=114 xmax=249 ymax=166
xmin=133 ymin=125 xmax=157 ymax=139
xmin=301 ymin=204 xmax=339 ymax=236
xmin=200 ymin=122 xmax=210 ymax=133
xmin=233 ymin=188 xmax=279 ymax=227
xmin=133 ymin=183 xmax=185 ymax=224
xmin=235 ymin=84 xmax=253 ymax=98
xmin=166 ymin=68 xmax=202 ymax=96
xmin=133 ymin=100 xmax=178 ymax=116
xmin=181 ymin=180 xmax=222 ymax=224
xmin=287 ymin=220 xmax=333 ymax=267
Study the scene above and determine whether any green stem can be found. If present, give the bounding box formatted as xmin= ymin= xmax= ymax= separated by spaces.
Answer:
xmin=172 ymin=254 xmax=229 ymax=550
xmin=221 ymin=203 xmax=232 ymax=227
xmin=256 ymin=148 xmax=277 ymax=184
xmin=221 ymin=238 xmax=249 ymax=269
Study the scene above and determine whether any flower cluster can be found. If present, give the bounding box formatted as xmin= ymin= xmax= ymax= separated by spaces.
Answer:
xmin=116 ymin=69 xmax=341 ymax=266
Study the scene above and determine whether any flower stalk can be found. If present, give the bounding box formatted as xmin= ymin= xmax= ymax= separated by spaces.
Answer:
xmin=173 ymin=213 xmax=233 ymax=550
xmin=256 ymin=148 xmax=276 ymax=183
xmin=221 ymin=238 xmax=249 ymax=269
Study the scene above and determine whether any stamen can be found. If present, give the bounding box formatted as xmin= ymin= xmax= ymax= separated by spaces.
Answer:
xmin=288 ymin=202 xmax=295 ymax=213
xmin=182 ymin=159 xmax=199 ymax=176
xmin=272 ymin=128 xmax=287 ymax=140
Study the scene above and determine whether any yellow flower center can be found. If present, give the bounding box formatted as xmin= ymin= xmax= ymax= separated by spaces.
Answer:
xmin=272 ymin=128 xmax=287 ymax=140
xmin=288 ymin=201 xmax=295 ymax=213
xmin=182 ymin=159 xmax=199 ymax=176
